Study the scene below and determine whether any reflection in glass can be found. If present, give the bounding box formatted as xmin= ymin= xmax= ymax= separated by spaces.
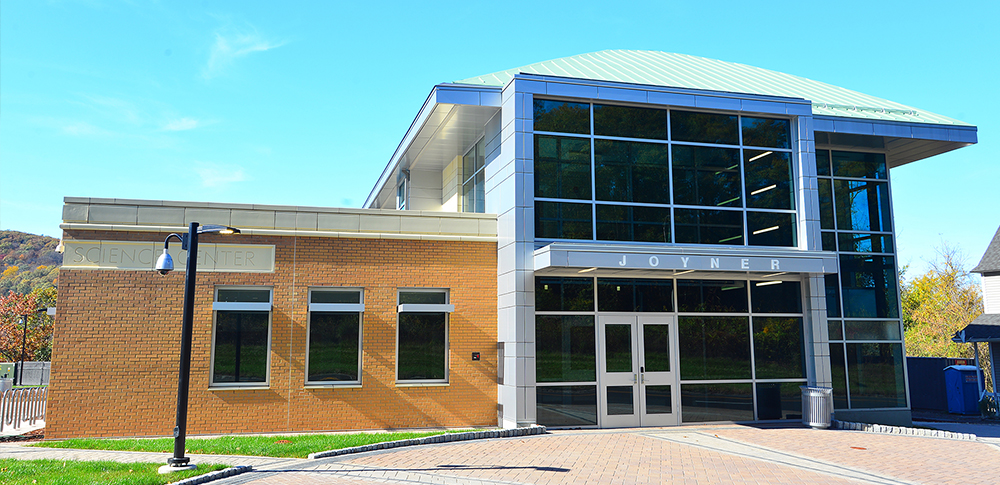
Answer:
xmin=311 ymin=291 xmax=361 ymax=304
xmin=830 ymin=343 xmax=848 ymax=408
xmin=818 ymin=178 xmax=835 ymax=230
xmin=832 ymin=151 xmax=887 ymax=179
xmin=596 ymin=205 xmax=670 ymax=243
xmin=536 ymin=385 xmax=598 ymax=426
xmin=672 ymin=145 xmax=742 ymax=207
xmin=677 ymin=280 xmax=748 ymax=312
xmin=535 ymin=136 xmax=592 ymax=200
xmin=751 ymin=281 xmax=802 ymax=313
xmin=214 ymin=311 xmax=268 ymax=383
xmin=747 ymin=212 xmax=795 ymax=247
xmin=605 ymin=324 xmax=633 ymax=373
xmin=607 ymin=386 xmax=635 ymax=415
xmin=594 ymin=104 xmax=667 ymax=139
xmin=744 ymin=150 xmax=793 ymax=209
xmin=535 ymin=277 xmax=594 ymax=312
xmin=674 ymin=209 xmax=743 ymax=245
xmin=535 ymin=201 xmax=593 ymax=240
xmin=741 ymin=117 xmax=790 ymax=149
xmin=595 ymin=140 xmax=670 ymax=203
xmin=397 ymin=313 xmax=446 ymax=381
xmin=844 ymin=320 xmax=901 ymax=341
xmin=838 ymin=233 xmax=893 ymax=253
xmin=816 ymin=149 xmax=831 ymax=176
xmin=399 ymin=291 xmax=447 ymax=304
xmin=822 ymin=231 xmax=837 ymax=251
xmin=533 ymin=99 xmax=589 ymax=134
xmin=840 ymin=255 xmax=899 ymax=318
xmin=825 ymin=274 xmax=842 ymax=318
xmin=645 ymin=385 xmax=672 ymax=414
xmin=218 ymin=289 xmax=271 ymax=303
xmin=597 ymin=278 xmax=673 ymax=313
xmin=835 ymin=180 xmax=891 ymax=232
xmin=756 ymin=382 xmax=803 ymax=420
xmin=308 ymin=313 xmax=360 ymax=382
xmin=670 ymin=111 xmax=739 ymax=145
xmin=753 ymin=317 xmax=804 ymax=379
xmin=678 ymin=316 xmax=751 ymax=380
xmin=536 ymin=316 xmax=596 ymax=382
xmin=681 ymin=383 xmax=753 ymax=422
xmin=829 ymin=320 xmax=843 ymax=340
xmin=847 ymin=343 xmax=906 ymax=408
xmin=643 ymin=324 xmax=671 ymax=372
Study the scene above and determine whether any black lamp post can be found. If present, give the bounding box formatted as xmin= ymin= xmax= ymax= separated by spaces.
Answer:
xmin=16 ymin=308 xmax=48 ymax=386
xmin=155 ymin=222 xmax=239 ymax=473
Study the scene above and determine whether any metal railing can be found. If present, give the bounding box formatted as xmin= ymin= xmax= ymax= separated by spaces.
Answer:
xmin=0 ymin=387 xmax=47 ymax=432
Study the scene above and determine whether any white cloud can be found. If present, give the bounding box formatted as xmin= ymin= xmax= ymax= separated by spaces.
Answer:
xmin=194 ymin=162 xmax=247 ymax=188
xmin=203 ymin=27 xmax=286 ymax=79
xmin=162 ymin=118 xmax=201 ymax=131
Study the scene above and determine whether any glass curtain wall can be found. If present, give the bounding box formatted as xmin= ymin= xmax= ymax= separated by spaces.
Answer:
xmin=818 ymin=149 xmax=907 ymax=410
xmin=533 ymin=99 xmax=796 ymax=247
xmin=462 ymin=138 xmax=486 ymax=213
xmin=534 ymin=276 xmax=806 ymax=426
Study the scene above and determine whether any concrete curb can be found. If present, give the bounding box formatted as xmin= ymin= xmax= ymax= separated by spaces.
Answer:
xmin=832 ymin=419 xmax=978 ymax=441
xmin=308 ymin=426 xmax=547 ymax=459
xmin=170 ymin=465 xmax=253 ymax=485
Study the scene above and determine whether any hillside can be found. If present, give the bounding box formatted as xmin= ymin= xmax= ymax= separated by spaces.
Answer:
xmin=0 ymin=231 xmax=61 ymax=295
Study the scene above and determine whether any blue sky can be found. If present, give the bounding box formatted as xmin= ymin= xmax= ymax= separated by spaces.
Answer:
xmin=1 ymin=0 xmax=997 ymax=275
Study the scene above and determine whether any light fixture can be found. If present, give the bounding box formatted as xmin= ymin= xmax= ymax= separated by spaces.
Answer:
xmin=578 ymin=267 xmax=597 ymax=274
xmin=761 ymin=272 xmax=786 ymax=278
xmin=755 ymin=280 xmax=783 ymax=287
xmin=718 ymin=235 xmax=742 ymax=243
xmin=747 ymin=151 xmax=773 ymax=162
xmin=717 ymin=197 xmax=741 ymax=206
xmin=752 ymin=225 xmax=780 ymax=235
xmin=674 ymin=269 xmax=695 ymax=276
xmin=750 ymin=184 xmax=777 ymax=196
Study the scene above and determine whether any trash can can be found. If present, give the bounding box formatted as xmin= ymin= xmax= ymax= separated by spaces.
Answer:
xmin=944 ymin=365 xmax=983 ymax=415
xmin=800 ymin=386 xmax=833 ymax=429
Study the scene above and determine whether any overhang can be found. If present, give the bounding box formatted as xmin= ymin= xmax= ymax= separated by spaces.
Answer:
xmin=364 ymin=84 xmax=501 ymax=208
xmin=952 ymin=314 xmax=1000 ymax=343
xmin=534 ymin=243 xmax=838 ymax=278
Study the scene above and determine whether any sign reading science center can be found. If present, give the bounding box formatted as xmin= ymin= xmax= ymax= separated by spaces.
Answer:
xmin=62 ymin=241 xmax=275 ymax=273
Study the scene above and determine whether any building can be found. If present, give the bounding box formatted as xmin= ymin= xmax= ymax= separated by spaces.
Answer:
xmin=953 ymin=225 xmax=1000 ymax=404
xmin=47 ymin=50 xmax=978 ymax=438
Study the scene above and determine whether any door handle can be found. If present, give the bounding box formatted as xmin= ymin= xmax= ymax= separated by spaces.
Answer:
xmin=633 ymin=373 xmax=638 ymax=384
xmin=641 ymin=373 xmax=645 ymax=384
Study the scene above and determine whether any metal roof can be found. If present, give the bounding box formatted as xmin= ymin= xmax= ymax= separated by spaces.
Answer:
xmin=456 ymin=50 xmax=970 ymax=127
xmin=973 ymin=226 xmax=1000 ymax=274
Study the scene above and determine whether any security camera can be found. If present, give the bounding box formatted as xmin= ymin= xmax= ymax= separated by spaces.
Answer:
xmin=155 ymin=249 xmax=174 ymax=275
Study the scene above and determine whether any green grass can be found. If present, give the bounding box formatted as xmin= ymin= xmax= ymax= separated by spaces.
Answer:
xmin=33 ymin=430 xmax=474 ymax=459
xmin=0 ymin=459 xmax=227 ymax=485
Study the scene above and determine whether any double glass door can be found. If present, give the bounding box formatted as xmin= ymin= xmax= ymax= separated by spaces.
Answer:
xmin=598 ymin=315 xmax=679 ymax=427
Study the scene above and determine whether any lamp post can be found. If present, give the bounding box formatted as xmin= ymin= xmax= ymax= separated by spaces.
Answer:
xmin=155 ymin=222 xmax=239 ymax=474
xmin=16 ymin=308 xmax=48 ymax=387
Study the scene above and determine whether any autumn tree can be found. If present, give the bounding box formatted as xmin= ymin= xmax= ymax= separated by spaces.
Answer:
xmin=0 ymin=287 xmax=55 ymax=362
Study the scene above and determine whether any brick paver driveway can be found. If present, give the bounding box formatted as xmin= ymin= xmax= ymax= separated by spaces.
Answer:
xmin=215 ymin=424 xmax=1000 ymax=485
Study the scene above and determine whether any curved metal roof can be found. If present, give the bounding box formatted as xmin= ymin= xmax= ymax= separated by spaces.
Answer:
xmin=456 ymin=50 xmax=969 ymax=127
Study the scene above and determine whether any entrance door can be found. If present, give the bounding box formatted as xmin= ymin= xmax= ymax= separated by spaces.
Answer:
xmin=598 ymin=315 xmax=679 ymax=427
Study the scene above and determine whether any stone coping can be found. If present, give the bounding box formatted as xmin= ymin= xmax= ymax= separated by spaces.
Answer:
xmin=832 ymin=419 xmax=977 ymax=441
xmin=307 ymin=426 xmax=546 ymax=459
xmin=171 ymin=465 xmax=253 ymax=485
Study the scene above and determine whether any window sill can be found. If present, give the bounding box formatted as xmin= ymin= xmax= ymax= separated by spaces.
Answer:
xmin=304 ymin=384 xmax=362 ymax=389
xmin=396 ymin=382 xmax=449 ymax=388
xmin=209 ymin=385 xmax=269 ymax=391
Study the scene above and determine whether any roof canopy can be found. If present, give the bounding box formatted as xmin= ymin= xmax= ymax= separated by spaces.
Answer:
xmin=457 ymin=50 xmax=969 ymax=127
xmin=953 ymin=314 xmax=1000 ymax=343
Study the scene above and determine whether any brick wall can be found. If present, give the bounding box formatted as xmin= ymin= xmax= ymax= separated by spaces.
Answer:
xmin=47 ymin=230 xmax=498 ymax=438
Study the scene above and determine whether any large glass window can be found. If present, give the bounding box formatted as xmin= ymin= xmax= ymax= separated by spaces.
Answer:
xmin=397 ymin=290 xmax=449 ymax=382
xmin=212 ymin=288 xmax=271 ymax=385
xmin=678 ymin=316 xmax=751 ymax=380
xmin=834 ymin=179 xmax=891 ymax=232
xmin=307 ymin=289 xmax=363 ymax=384
xmin=536 ymin=385 xmax=598 ymax=426
xmin=535 ymin=277 xmax=594 ymax=311
xmin=536 ymin=316 xmax=596 ymax=382
xmin=753 ymin=317 xmax=804 ymax=379
xmin=840 ymin=255 xmax=899 ymax=318
xmin=462 ymin=138 xmax=486 ymax=213
xmin=532 ymin=100 xmax=795 ymax=247
xmin=677 ymin=279 xmax=748 ymax=312
xmin=597 ymin=278 xmax=673 ymax=312
xmin=846 ymin=342 xmax=906 ymax=408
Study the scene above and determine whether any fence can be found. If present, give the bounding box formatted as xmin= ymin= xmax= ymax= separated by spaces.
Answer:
xmin=1 ymin=362 xmax=51 ymax=386
xmin=0 ymin=387 xmax=47 ymax=433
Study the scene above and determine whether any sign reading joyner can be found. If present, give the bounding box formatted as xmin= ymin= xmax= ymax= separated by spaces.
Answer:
xmin=537 ymin=248 xmax=836 ymax=274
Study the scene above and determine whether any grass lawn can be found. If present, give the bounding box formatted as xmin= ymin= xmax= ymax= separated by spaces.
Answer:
xmin=0 ymin=458 xmax=227 ymax=485
xmin=32 ymin=430 xmax=473 ymax=459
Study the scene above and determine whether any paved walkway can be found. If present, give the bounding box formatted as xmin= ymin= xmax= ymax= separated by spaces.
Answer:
xmin=3 ymin=424 xmax=1000 ymax=484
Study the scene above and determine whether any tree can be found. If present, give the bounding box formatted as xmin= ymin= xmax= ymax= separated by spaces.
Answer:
xmin=901 ymin=244 xmax=993 ymax=393
xmin=0 ymin=287 xmax=55 ymax=362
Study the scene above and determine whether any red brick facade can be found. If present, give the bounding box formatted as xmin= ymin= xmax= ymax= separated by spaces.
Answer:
xmin=47 ymin=230 xmax=497 ymax=438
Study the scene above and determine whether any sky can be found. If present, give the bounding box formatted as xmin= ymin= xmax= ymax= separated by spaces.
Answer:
xmin=1 ymin=0 xmax=997 ymax=276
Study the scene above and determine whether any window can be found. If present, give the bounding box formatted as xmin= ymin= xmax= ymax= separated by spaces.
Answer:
xmin=397 ymin=290 xmax=452 ymax=383
xmin=307 ymin=289 xmax=363 ymax=385
xmin=462 ymin=138 xmax=486 ymax=213
xmin=396 ymin=178 xmax=407 ymax=210
xmin=211 ymin=288 xmax=272 ymax=386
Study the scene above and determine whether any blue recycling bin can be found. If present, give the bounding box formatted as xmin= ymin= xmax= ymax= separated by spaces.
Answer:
xmin=944 ymin=365 xmax=983 ymax=415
